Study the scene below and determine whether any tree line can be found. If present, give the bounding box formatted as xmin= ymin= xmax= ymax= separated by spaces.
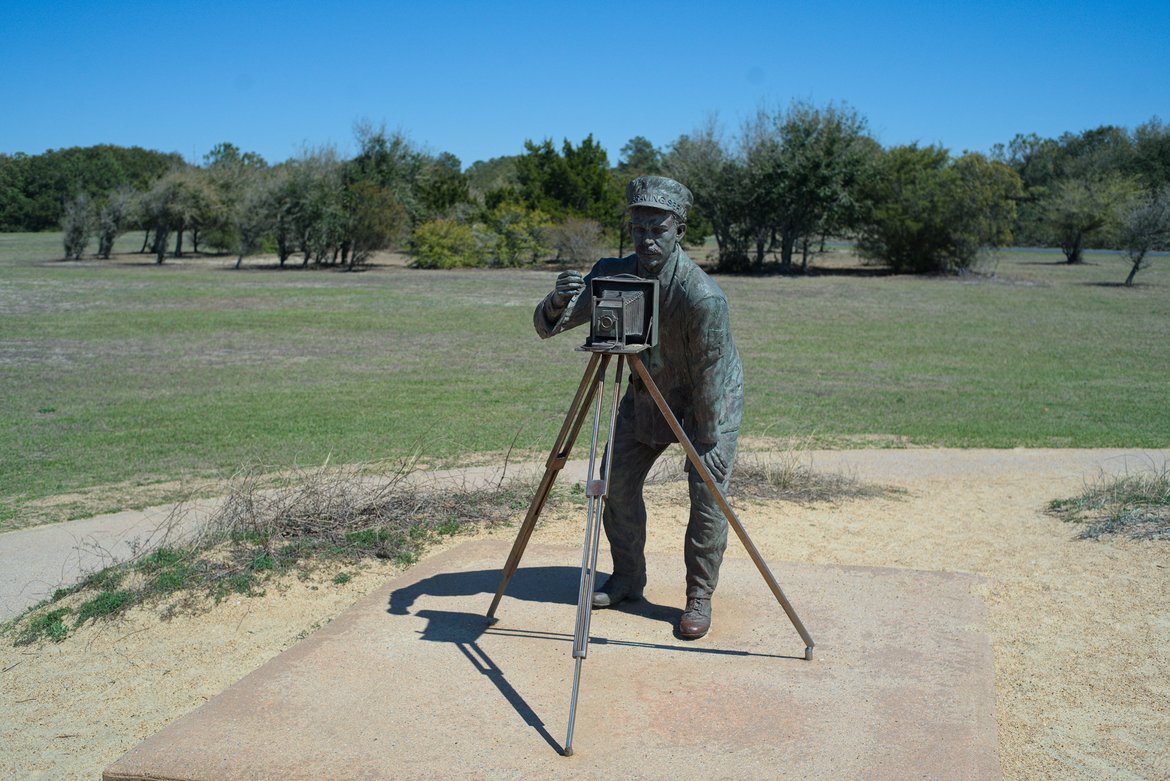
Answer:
xmin=51 ymin=125 xmax=471 ymax=269
xmin=3 ymin=108 xmax=1169 ymax=282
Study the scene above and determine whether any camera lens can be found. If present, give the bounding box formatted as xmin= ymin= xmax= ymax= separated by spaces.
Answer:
xmin=598 ymin=314 xmax=617 ymax=331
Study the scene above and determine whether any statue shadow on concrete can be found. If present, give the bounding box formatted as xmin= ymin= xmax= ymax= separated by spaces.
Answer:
xmin=387 ymin=564 xmax=680 ymax=633
xmin=385 ymin=565 xmax=798 ymax=752
xmin=386 ymin=564 xmax=800 ymax=658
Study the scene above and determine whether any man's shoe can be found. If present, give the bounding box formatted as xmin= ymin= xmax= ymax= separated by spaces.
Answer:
xmin=591 ymin=574 xmax=645 ymax=609
xmin=678 ymin=597 xmax=711 ymax=639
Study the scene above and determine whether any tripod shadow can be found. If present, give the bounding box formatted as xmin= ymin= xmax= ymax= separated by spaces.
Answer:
xmin=388 ymin=565 xmax=574 ymax=615
xmin=388 ymin=564 xmax=804 ymax=751
xmin=385 ymin=564 xmax=680 ymax=753
xmin=412 ymin=608 xmax=565 ymax=754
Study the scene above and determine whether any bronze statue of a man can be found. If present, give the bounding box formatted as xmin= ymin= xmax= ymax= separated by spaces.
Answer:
xmin=533 ymin=175 xmax=745 ymax=639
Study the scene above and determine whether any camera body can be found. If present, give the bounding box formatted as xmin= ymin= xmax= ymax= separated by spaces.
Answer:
xmin=585 ymin=275 xmax=659 ymax=353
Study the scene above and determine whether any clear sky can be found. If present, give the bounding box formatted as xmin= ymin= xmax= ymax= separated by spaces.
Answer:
xmin=1 ymin=0 xmax=1167 ymax=168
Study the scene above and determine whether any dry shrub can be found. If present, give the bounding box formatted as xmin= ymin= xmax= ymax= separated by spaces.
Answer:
xmin=732 ymin=448 xmax=895 ymax=504
xmin=640 ymin=440 xmax=898 ymax=504
xmin=550 ymin=217 xmax=604 ymax=265
xmin=206 ymin=455 xmax=533 ymax=564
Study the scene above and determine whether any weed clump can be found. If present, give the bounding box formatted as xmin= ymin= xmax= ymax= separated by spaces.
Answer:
xmin=729 ymin=445 xmax=900 ymax=504
xmin=4 ymin=457 xmax=532 ymax=646
xmin=14 ymin=607 xmax=71 ymax=646
xmin=1048 ymin=463 xmax=1170 ymax=540
xmin=74 ymin=590 xmax=134 ymax=626
xmin=208 ymin=457 xmax=530 ymax=568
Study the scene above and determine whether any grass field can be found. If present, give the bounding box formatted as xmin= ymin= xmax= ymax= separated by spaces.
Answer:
xmin=2 ymin=232 xmax=1168 ymax=530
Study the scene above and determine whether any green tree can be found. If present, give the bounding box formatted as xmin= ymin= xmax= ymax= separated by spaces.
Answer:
xmin=139 ymin=179 xmax=171 ymax=263
xmin=1118 ymin=186 xmax=1170 ymax=285
xmin=202 ymin=142 xmax=267 ymax=253
xmin=288 ymin=149 xmax=346 ymax=266
xmin=995 ymin=126 xmax=1141 ymax=248
xmin=992 ymin=133 xmax=1063 ymax=245
xmin=617 ymin=136 xmax=663 ymax=175
xmin=342 ymin=180 xmax=408 ymax=267
xmin=741 ymin=102 xmax=877 ymax=271
xmin=1055 ymin=125 xmax=1134 ymax=181
xmin=416 ymin=151 xmax=470 ymax=218
xmin=0 ymin=153 xmax=33 ymax=231
xmin=61 ymin=193 xmax=92 ymax=260
xmin=349 ymin=123 xmax=427 ymax=225
xmin=514 ymin=135 xmax=623 ymax=234
xmin=139 ymin=168 xmax=223 ymax=261
xmin=1040 ymin=174 xmax=1138 ymax=264
xmin=485 ymin=202 xmax=550 ymax=267
xmin=410 ymin=218 xmax=488 ymax=268
xmin=231 ymin=174 xmax=275 ymax=269
xmin=96 ymin=187 xmax=137 ymax=259
xmin=663 ymin=120 xmax=750 ymax=270
xmin=949 ymin=153 xmax=1024 ymax=263
xmin=1131 ymin=117 xmax=1170 ymax=192
xmin=264 ymin=165 xmax=312 ymax=266
xmin=857 ymin=145 xmax=1021 ymax=274
xmin=464 ymin=155 xmax=520 ymax=201
xmin=0 ymin=145 xmax=181 ymax=231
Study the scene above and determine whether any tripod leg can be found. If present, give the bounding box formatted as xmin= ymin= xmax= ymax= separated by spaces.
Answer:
xmin=626 ymin=354 xmax=815 ymax=659
xmin=487 ymin=353 xmax=610 ymax=622
xmin=565 ymin=355 xmax=625 ymax=756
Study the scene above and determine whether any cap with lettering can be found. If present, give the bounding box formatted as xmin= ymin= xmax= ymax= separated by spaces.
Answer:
xmin=626 ymin=175 xmax=692 ymax=220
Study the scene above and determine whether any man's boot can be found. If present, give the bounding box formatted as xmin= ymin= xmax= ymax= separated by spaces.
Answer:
xmin=591 ymin=573 xmax=646 ymax=608
xmin=678 ymin=596 xmax=711 ymax=639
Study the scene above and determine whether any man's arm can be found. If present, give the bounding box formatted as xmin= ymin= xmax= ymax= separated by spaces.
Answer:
xmin=685 ymin=294 xmax=739 ymax=482
xmin=685 ymin=294 xmax=733 ymax=441
xmin=534 ymin=260 xmax=623 ymax=338
xmin=534 ymin=270 xmax=588 ymax=337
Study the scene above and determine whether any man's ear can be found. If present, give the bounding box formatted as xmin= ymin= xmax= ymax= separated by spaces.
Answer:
xmin=676 ymin=221 xmax=687 ymax=241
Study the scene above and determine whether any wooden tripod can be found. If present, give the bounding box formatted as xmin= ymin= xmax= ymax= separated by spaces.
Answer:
xmin=485 ymin=348 xmax=815 ymax=756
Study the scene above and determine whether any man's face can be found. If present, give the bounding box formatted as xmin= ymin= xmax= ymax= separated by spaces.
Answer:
xmin=630 ymin=206 xmax=685 ymax=272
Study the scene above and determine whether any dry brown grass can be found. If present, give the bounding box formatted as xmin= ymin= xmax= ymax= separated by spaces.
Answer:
xmin=731 ymin=446 xmax=902 ymax=504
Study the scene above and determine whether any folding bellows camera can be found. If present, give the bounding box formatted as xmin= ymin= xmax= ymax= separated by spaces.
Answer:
xmin=584 ymin=275 xmax=659 ymax=353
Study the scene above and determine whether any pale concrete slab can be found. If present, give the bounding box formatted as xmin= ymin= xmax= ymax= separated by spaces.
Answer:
xmin=105 ymin=539 xmax=1000 ymax=780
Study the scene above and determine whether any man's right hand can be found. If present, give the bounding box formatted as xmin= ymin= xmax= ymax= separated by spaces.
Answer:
xmin=552 ymin=270 xmax=585 ymax=307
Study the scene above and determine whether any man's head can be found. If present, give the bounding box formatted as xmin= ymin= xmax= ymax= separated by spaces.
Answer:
xmin=626 ymin=176 xmax=692 ymax=272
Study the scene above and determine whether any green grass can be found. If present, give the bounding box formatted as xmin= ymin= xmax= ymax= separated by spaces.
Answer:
xmin=2 ymin=234 xmax=1169 ymax=529
xmin=14 ymin=607 xmax=71 ymax=645
xmin=73 ymin=589 xmax=134 ymax=626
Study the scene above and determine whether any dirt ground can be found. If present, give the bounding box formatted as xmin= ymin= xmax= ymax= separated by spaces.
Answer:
xmin=2 ymin=448 xmax=1168 ymax=780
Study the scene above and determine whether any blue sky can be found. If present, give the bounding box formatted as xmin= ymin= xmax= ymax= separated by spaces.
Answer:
xmin=1 ymin=0 xmax=1167 ymax=168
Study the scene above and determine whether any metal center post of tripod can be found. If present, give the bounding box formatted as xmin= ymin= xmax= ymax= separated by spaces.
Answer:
xmin=564 ymin=353 xmax=625 ymax=757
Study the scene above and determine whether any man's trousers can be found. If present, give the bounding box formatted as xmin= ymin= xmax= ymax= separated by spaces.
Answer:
xmin=601 ymin=417 xmax=739 ymax=599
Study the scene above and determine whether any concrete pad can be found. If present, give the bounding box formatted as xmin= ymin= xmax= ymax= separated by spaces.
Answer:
xmin=104 ymin=540 xmax=1000 ymax=780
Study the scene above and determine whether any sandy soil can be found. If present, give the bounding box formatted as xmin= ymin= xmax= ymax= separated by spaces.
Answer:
xmin=2 ymin=448 xmax=1168 ymax=780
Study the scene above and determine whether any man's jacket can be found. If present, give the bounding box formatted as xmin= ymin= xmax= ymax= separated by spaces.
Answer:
xmin=534 ymin=249 xmax=744 ymax=447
